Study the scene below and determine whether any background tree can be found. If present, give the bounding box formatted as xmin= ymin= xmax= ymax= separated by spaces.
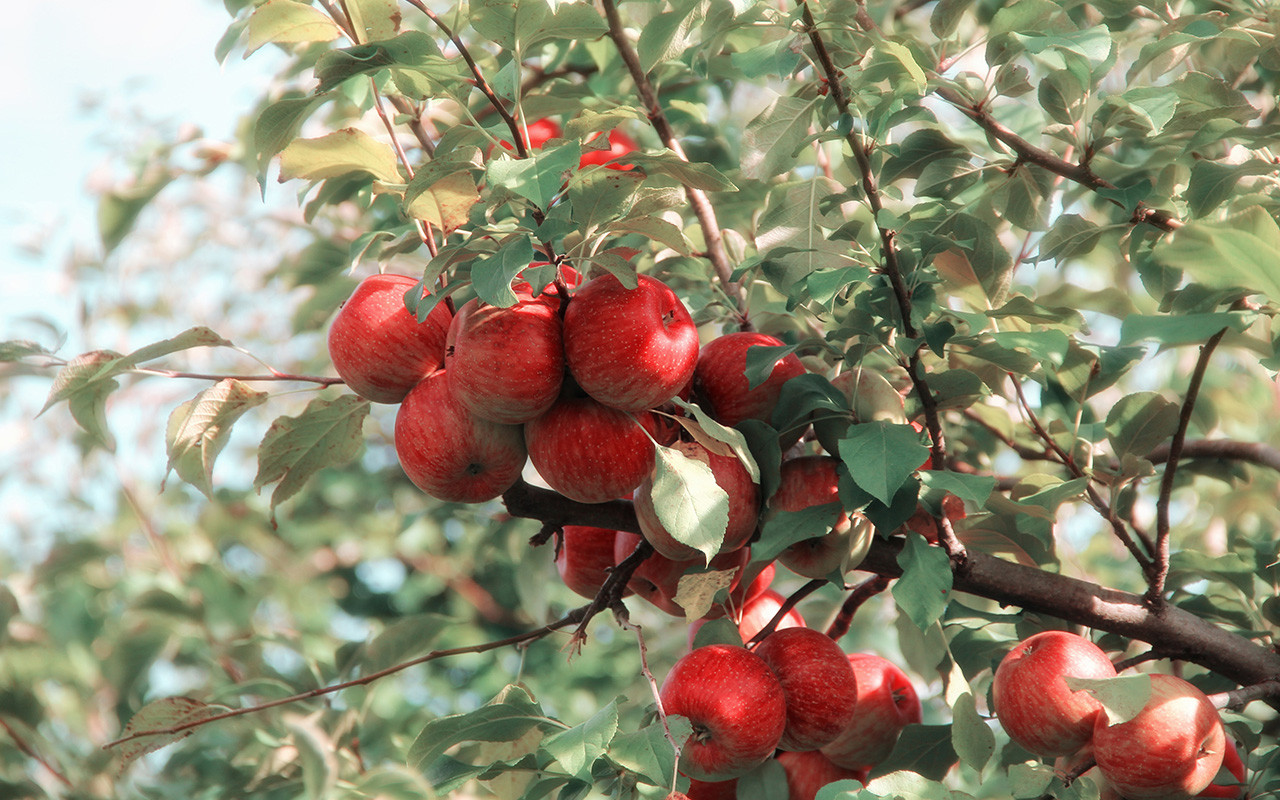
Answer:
xmin=3 ymin=0 xmax=1280 ymax=798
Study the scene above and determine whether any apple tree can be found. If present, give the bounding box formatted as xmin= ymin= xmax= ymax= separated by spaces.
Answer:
xmin=4 ymin=0 xmax=1280 ymax=797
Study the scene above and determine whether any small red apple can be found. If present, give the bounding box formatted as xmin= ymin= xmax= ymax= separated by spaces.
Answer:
xmin=445 ymin=289 xmax=564 ymax=424
xmin=555 ymin=526 xmax=631 ymax=600
xmin=579 ymin=129 xmax=638 ymax=170
xmin=694 ymin=332 xmax=807 ymax=428
xmin=394 ymin=370 xmax=527 ymax=503
xmin=754 ymin=627 xmax=859 ymax=752
xmin=326 ymin=274 xmax=452 ymax=403
xmin=775 ymin=749 xmax=868 ymax=800
xmin=563 ymin=273 xmax=700 ymax=412
xmin=615 ymin=531 xmax=749 ymax=618
xmin=634 ymin=440 xmax=760 ymax=561
xmin=525 ymin=397 xmax=657 ymax=504
xmin=1093 ymin=674 xmax=1226 ymax=800
xmin=820 ymin=653 xmax=922 ymax=770
xmin=903 ymin=492 xmax=967 ymax=544
xmin=659 ymin=644 xmax=787 ymax=781
xmin=992 ymin=630 xmax=1117 ymax=758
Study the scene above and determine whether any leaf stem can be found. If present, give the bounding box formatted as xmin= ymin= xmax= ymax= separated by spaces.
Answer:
xmin=130 ymin=367 xmax=344 ymax=386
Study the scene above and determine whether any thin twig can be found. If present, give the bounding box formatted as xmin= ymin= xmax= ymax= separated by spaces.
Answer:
xmin=745 ymin=579 xmax=825 ymax=648
xmin=370 ymin=77 xmax=439 ymax=257
xmin=1 ymin=716 xmax=73 ymax=787
xmin=1148 ymin=327 xmax=1228 ymax=604
xmin=130 ymin=367 xmax=345 ymax=386
xmin=618 ymin=612 xmax=683 ymax=791
xmin=825 ymin=575 xmax=892 ymax=640
xmin=568 ymin=537 xmax=654 ymax=651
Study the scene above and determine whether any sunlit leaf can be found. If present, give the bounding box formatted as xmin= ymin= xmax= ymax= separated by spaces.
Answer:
xmin=279 ymin=129 xmax=403 ymax=184
xmin=893 ymin=533 xmax=953 ymax=630
xmin=110 ymin=697 xmax=232 ymax=773
xmin=649 ymin=444 xmax=730 ymax=564
xmin=245 ymin=0 xmax=341 ymax=57
xmin=254 ymin=395 xmax=371 ymax=523
xmin=164 ymin=379 xmax=269 ymax=497
xmin=1065 ymin=674 xmax=1151 ymax=725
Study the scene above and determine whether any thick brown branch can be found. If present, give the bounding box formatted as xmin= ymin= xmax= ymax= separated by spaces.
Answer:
xmin=1147 ymin=439 xmax=1280 ymax=472
xmin=1211 ymin=679 xmax=1280 ymax=711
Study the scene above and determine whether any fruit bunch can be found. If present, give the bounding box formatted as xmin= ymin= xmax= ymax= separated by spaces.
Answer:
xmin=993 ymin=631 xmax=1245 ymax=800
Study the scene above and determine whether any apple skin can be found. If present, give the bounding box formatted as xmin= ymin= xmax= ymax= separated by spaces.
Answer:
xmin=499 ymin=118 xmax=563 ymax=152
xmin=775 ymin=749 xmax=868 ymax=800
xmin=327 ymin=274 xmax=452 ymax=403
xmin=738 ymin=588 xmax=807 ymax=643
xmin=694 ymin=332 xmax=807 ymax=429
xmin=992 ymin=630 xmax=1118 ymax=758
xmin=685 ymin=778 xmax=738 ymax=800
xmin=1093 ymin=674 xmax=1226 ymax=800
xmin=615 ymin=532 xmax=749 ymax=618
xmin=525 ymin=397 xmax=658 ymax=503
xmin=754 ymin=627 xmax=859 ymax=752
xmin=769 ymin=455 xmax=870 ymax=579
xmin=563 ymin=273 xmax=700 ymax=413
xmin=555 ymin=526 xmax=633 ymax=601
xmin=579 ymin=129 xmax=639 ymax=170
xmin=634 ymin=440 xmax=760 ymax=561
xmin=445 ymin=291 xmax=564 ymax=424
xmin=659 ymin=644 xmax=788 ymax=782
xmin=394 ymin=370 xmax=527 ymax=503
xmin=820 ymin=653 xmax=922 ymax=770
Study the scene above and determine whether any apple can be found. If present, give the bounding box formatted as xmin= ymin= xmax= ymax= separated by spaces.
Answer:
xmin=579 ymin=129 xmax=639 ymax=170
xmin=525 ymin=396 xmax=658 ymax=503
xmin=498 ymin=117 xmax=563 ymax=153
xmin=555 ymin=526 xmax=632 ymax=600
xmin=813 ymin=368 xmax=906 ymax=457
xmin=754 ymin=627 xmax=859 ymax=751
xmin=563 ymin=273 xmax=700 ymax=412
xmin=992 ymin=630 xmax=1118 ymax=758
xmin=634 ymin=440 xmax=760 ymax=561
xmin=1093 ymin=674 xmax=1226 ymax=800
xmin=394 ymin=370 xmax=527 ymax=503
xmin=768 ymin=455 xmax=870 ymax=578
xmin=740 ymin=561 xmax=776 ymax=606
xmin=1191 ymin=735 xmax=1247 ymax=798
xmin=738 ymin=588 xmax=806 ymax=643
xmin=326 ymin=274 xmax=452 ymax=403
xmin=615 ymin=531 xmax=749 ymax=618
xmin=445 ymin=289 xmax=564 ymax=424
xmin=820 ymin=653 xmax=922 ymax=770
xmin=694 ymin=332 xmax=807 ymax=429
xmin=775 ymin=750 xmax=868 ymax=800
xmin=685 ymin=777 xmax=738 ymax=800
xmin=659 ymin=644 xmax=787 ymax=781
xmin=903 ymin=491 xmax=967 ymax=544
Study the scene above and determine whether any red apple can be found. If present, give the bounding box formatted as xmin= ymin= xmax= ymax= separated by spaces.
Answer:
xmin=992 ymin=630 xmax=1118 ymax=758
xmin=579 ymin=129 xmax=638 ymax=170
xmin=694 ymin=332 xmax=807 ymax=428
xmin=741 ymin=561 xmax=776 ymax=606
xmin=326 ymin=274 xmax=452 ymax=403
xmin=820 ymin=654 xmax=922 ymax=770
xmin=1191 ymin=735 xmax=1246 ymax=798
xmin=1093 ymin=674 xmax=1226 ymax=800
xmin=754 ymin=627 xmax=859 ymax=751
xmin=659 ymin=644 xmax=787 ymax=781
xmin=563 ymin=273 xmax=700 ymax=412
xmin=634 ymin=440 xmax=760 ymax=561
xmin=685 ymin=778 xmax=738 ymax=800
xmin=526 ymin=397 xmax=657 ymax=503
xmin=768 ymin=456 xmax=869 ymax=578
xmin=615 ymin=531 xmax=749 ymax=618
xmin=775 ymin=749 xmax=868 ymax=800
xmin=738 ymin=588 xmax=807 ymax=644
xmin=903 ymin=492 xmax=967 ymax=544
xmin=555 ymin=526 xmax=632 ymax=600
xmin=394 ymin=370 xmax=527 ymax=503
xmin=445 ymin=290 xmax=564 ymax=424
xmin=498 ymin=117 xmax=562 ymax=152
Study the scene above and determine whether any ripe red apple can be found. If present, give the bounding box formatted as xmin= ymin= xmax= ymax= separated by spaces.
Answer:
xmin=992 ymin=630 xmax=1118 ymax=758
xmin=694 ymin=332 xmax=807 ymax=428
xmin=525 ymin=397 xmax=657 ymax=503
xmin=775 ymin=749 xmax=868 ymax=800
xmin=1093 ymin=674 xmax=1226 ymax=800
xmin=394 ymin=370 xmax=527 ymax=503
xmin=820 ymin=653 xmax=922 ymax=770
xmin=685 ymin=777 xmax=738 ymax=800
xmin=555 ymin=526 xmax=632 ymax=600
xmin=445 ymin=290 xmax=564 ymax=424
xmin=579 ymin=129 xmax=638 ymax=170
xmin=327 ymin=274 xmax=452 ymax=403
xmin=754 ymin=627 xmax=859 ymax=751
xmin=615 ymin=531 xmax=749 ymax=618
xmin=563 ymin=273 xmax=700 ymax=412
xmin=768 ymin=455 xmax=869 ymax=578
xmin=659 ymin=644 xmax=787 ymax=781
xmin=498 ymin=117 xmax=563 ymax=153
xmin=634 ymin=440 xmax=760 ymax=561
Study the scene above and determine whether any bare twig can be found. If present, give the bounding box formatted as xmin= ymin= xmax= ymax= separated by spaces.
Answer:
xmin=1 ymin=716 xmax=72 ymax=787
xmin=1211 ymin=679 xmax=1280 ymax=711
xmin=825 ymin=575 xmax=892 ymax=640
xmin=1148 ymin=327 xmax=1228 ymax=604
xmin=618 ymin=612 xmax=683 ymax=791
xmin=370 ymin=77 xmax=440 ymax=257
xmin=131 ymin=367 xmax=345 ymax=386
xmin=1147 ymin=439 xmax=1280 ymax=472
xmin=745 ymin=579 xmax=825 ymax=648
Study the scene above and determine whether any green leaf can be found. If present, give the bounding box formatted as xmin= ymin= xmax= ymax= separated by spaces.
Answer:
xmin=314 ymin=32 xmax=456 ymax=93
xmin=98 ymin=169 xmax=176 ymax=255
xmin=109 ymin=697 xmax=233 ymax=772
xmin=1064 ymin=674 xmax=1151 ymax=725
xmin=470 ymin=0 xmax=551 ymax=50
xmin=357 ymin=613 xmax=452 ymax=674
xmin=919 ymin=471 xmax=994 ymax=507
xmin=164 ymin=379 xmax=269 ymax=497
xmin=893 ymin=533 xmax=953 ymax=630
xmin=837 ymin=421 xmax=930 ymax=506
xmin=543 ymin=701 xmax=619 ymax=779
xmin=608 ymin=715 xmax=691 ymax=786
xmin=0 ymin=340 xmax=54 ymax=362
xmin=1185 ymin=159 xmax=1276 ymax=218
xmin=486 ymin=142 xmax=581 ymax=209
xmin=1153 ymin=206 xmax=1280 ymax=302
xmin=736 ymin=759 xmax=789 ymax=800
xmin=868 ymin=724 xmax=958 ymax=781
xmin=951 ymin=692 xmax=995 ymax=774
xmin=755 ymin=504 xmax=844 ymax=563
xmin=278 ymin=129 xmax=403 ymax=184
xmin=408 ymin=685 xmax=559 ymax=770
xmin=743 ymin=343 xmax=800 ymax=391
xmin=470 ymin=236 xmax=537 ymax=308
xmin=637 ymin=4 xmax=697 ymax=72
xmin=566 ymin=167 xmax=645 ymax=237
xmin=1105 ymin=391 xmax=1179 ymax=459
xmin=618 ymin=151 xmax=737 ymax=193
xmin=671 ymin=398 xmax=760 ymax=483
xmin=244 ymin=0 xmax=342 ymax=57
xmin=251 ymin=93 xmax=333 ymax=185
xmin=404 ymin=161 xmax=482 ymax=234
xmin=1118 ymin=312 xmax=1251 ymax=348
xmin=649 ymin=444 xmax=731 ymax=564
xmin=931 ymin=0 xmax=974 ymax=37
xmin=741 ymin=96 xmax=818 ymax=181
xmin=344 ymin=0 xmax=401 ymax=41
xmin=254 ymin=395 xmax=371 ymax=523
xmin=871 ymin=40 xmax=928 ymax=92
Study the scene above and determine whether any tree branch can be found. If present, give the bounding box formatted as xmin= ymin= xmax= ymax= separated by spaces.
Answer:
xmin=1146 ymin=438 xmax=1280 ymax=472
xmin=825 ymin=574 xmax=892 ymax=640
xmin=745 ymin=579 xmax=825 ymax=647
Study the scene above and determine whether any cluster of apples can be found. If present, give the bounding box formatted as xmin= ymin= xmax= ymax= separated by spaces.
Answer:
xmin=993 ymin=631 xmax=1246 ymax=800
xmin=657 ymin=623 xmax=921 ymax=800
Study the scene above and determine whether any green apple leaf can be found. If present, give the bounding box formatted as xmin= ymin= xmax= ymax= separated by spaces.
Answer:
xmin=649 ymin=444 xmax=730 ymax=564
xmin=741 ymin=96 xmax=818 ymax=180
xmin=736 ymin=759 xmax=788 ymax=800
xmin=838 ymin=421 xmax=931 ymax=506
xmin=893 ymin=533 xmax=954 ymax=630
xmin=672 ymin=398 xmax=760 ymax=483
xmin=542 ymin=700 xmax=619 ymax=780
xmin=109 ymin=697 xmax=233 ymax=772
xmin=404 ymin=169 xmax=481 ymax=235
xmin=470 ymin=235 xmax=537 ymax=308
xmin=354 ymin=613 xmax=452 ymax=675
xmin=950 ymin=692 xmax=995 ymax=774
xmin=919 ymin=471 xmax=994 ymax=508
xmin=164 ymin=379 xmax=269 ymax=497
xmin=1118 ymin=311 xmax=1252 ymax=348
xmin=244 ymin=0 xmax=342 ymax=57
xmin=1152 ymin=206 xmax=1280 ymax=302
xmin=608 ymin=715 xmax=692 ymax=787
xmin=254 ymin=395 xmax=371 ymax=524
xmin=278 ymin=129 xmax=403 ymax=184
xmin=486 ymin=142 xmax=581 ymax=210
xmin=867 ymin=724 xmax=958 ymax=781
xmin=408 ymin=685 xmax=561 ymax=770
xmin=1064 ymin=674 xmax=1152 ymax=725
xmin=743 ymin=343 xmax=800 ymax=391
xmin=1105 ymin=391 xmax=1179 ymax=459
xmin=755 ymin=504 xmax=843 ymax=563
